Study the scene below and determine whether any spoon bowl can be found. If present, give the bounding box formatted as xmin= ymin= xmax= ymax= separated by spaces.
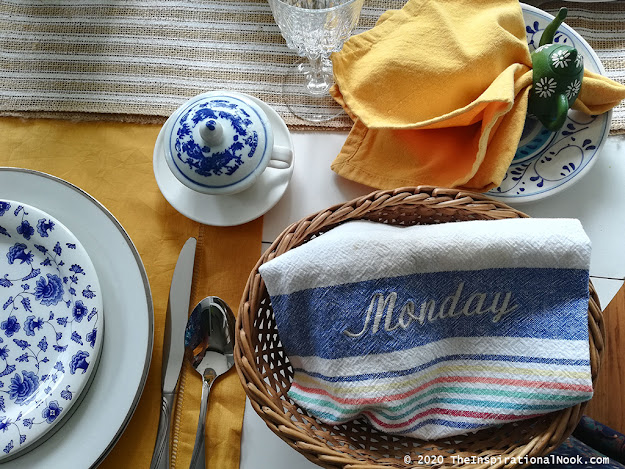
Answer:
xmin=184 ymin=296 xmax=236 ymax=469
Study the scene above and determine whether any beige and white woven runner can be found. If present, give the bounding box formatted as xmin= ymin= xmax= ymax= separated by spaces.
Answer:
xmin=0 ymin=0 xmax=404 ymax=129
xmin=1 ymin=0 xmax=624 ymax=132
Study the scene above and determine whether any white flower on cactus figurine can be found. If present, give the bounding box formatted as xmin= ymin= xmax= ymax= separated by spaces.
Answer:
xmin=535 ymin=77 xmax=557 ymax=98
xmin=566 ymin=79 xmax=582 ymax=101
xmin=552 ymin=49 xmax=571 ymax=68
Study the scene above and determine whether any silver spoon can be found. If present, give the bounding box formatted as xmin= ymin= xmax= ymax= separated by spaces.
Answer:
xmin=184 ymin=296 xmax=236 ymax=469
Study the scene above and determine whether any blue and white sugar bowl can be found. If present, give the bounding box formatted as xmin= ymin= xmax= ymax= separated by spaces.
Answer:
xmin=164 ymin=91 xmax=293 ymax=195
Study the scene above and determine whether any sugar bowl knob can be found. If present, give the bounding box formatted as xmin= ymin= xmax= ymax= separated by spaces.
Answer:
xmin=198 ymin=120 xmax=224 ymax=147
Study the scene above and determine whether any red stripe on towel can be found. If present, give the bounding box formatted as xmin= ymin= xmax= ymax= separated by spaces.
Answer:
xmin=292 ymin=375 xmax=593 ymax=406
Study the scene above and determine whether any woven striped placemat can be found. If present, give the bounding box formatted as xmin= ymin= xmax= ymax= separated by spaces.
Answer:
xmin=0 ymin=0 xmax=404 ymax=129
xmin=1 ymin=0 xmax=624 ymax=133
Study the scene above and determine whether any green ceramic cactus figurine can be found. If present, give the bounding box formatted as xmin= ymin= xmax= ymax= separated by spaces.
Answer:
xmin=527 ymin=8 xmax=584 ymax=132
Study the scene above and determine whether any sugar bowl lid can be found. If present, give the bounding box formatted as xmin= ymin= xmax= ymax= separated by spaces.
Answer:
xmin=165 ymin=91 xmax=274 ymax=195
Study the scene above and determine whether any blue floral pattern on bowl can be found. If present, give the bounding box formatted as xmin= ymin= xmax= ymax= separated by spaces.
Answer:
xmin=0 ymin=200 xmax=103 ymax=460
xmin=167 ymin=93 xmax=270 ymax=194
xmin=488 ymin=5 xmax=610 ymax=203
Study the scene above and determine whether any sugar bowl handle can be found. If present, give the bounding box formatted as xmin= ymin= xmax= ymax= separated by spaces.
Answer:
xmin=268 ymin=145 xmax=293 ymax=170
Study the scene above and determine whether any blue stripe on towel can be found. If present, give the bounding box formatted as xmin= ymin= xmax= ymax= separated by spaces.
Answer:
xmin=272 ymin=267 xmax=589 ymax=360
xmin=295 ymin=405 xmax=491 ymax=432
xmin=295 ymin=353 xmax=590 ymax=383
xmin=399 ymin=418 xmax=491 ymax=434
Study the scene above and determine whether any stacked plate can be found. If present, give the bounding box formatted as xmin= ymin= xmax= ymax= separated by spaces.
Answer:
xmin=0 ymin=168 xmax=152 ymax=468
xmin=0 ymin=199 xmax=103 ymax=460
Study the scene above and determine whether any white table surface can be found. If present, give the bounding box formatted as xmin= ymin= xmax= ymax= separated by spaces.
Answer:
xmin=241 ymin=131 xmax=625 ymax=469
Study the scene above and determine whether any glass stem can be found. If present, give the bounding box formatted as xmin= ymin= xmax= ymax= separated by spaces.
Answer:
xmin=304 ymin=55 xmax=332 ymax=96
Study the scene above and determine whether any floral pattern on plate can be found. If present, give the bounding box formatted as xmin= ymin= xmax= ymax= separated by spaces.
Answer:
xmin=488 ymin=5 xmax=610 ymax=203
xmin=0 ymin=200 xmax=103 ymax=460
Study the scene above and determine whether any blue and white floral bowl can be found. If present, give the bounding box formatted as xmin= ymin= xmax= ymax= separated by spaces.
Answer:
xmin=0 ymin=200 xmax=103 ymax=460
xmin=164 ymin=91 xmax=293 ymax=195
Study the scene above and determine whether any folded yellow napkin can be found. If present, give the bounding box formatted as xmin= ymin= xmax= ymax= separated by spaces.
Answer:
xmin=0 ymin=117 xmax=257 ymax=469
xmin=330 ymin=0 xmax=625 ymax=192
xmin=171 ymin=221 xmax=262 ymax=469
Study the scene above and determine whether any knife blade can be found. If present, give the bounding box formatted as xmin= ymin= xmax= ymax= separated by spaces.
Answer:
xmin=150 ymin=237 xmax=197 ymax=469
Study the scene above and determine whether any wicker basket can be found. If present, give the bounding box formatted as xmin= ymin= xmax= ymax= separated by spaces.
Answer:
xmin=234 ymin=186 xmax=605 ymax=469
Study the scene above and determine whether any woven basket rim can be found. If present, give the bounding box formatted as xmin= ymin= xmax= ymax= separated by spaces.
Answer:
xmin=234 ymin=186 xmax=605 ymax=469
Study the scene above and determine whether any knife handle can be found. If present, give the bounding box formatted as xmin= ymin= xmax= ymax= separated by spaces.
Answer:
xmin=150 ymin=391 xmax=175 ymax=469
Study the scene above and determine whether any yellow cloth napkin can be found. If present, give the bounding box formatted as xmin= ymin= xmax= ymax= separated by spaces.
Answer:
xmin=171 ymin=222 xmax=262 ymax=469
xmin=330 ymin=0 xmax=625 ymax=192
xmin=0 ymin=117 xmax=259 ymax=469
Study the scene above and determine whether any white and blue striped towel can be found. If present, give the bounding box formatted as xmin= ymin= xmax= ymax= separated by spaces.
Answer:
xmin=259 ymin=219 xmax=593 ymax=440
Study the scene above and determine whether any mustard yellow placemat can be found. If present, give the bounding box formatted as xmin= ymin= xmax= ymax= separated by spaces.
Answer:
xmin=0 ymin=117 xmax=261 ymax=469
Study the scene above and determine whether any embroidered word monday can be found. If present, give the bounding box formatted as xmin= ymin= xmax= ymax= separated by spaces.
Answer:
xmin=343 ymin=281 xmax=519 ymax=338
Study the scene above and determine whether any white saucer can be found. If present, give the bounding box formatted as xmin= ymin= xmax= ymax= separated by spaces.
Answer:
xmin=154 ymin=95 xmax=294 ymax=226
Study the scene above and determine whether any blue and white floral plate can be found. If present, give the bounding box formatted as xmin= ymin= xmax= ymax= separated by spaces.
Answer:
xmin=487 ymin=4 xmax=611 ymax=203
xmin=0 ymin=200 xmax=103 ymax=460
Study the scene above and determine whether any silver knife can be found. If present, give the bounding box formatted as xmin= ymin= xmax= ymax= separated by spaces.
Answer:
xmin=150 ymin=237 xmax=197 ymax=469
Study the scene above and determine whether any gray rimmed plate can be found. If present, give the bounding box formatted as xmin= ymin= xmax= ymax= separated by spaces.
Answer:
xmin=0 ymin=168 xmax=152 ymax=468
